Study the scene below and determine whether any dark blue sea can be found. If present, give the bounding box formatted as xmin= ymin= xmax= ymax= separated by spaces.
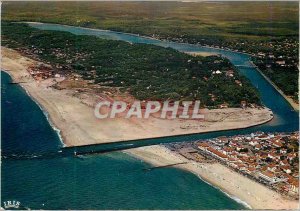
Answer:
xmin=1 ymin=23 xmax=299 ymax=210
xmin=1 ymin=71 xmax=246 ymax=209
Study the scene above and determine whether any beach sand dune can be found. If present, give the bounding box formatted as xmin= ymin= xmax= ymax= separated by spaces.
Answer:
xmin=2 ymin=47 xmax=296 ymax=210
xmin=1 ymin=47 xmax=273 ymax=146
xmin=125 ymin=145 xmax=299 ymax=210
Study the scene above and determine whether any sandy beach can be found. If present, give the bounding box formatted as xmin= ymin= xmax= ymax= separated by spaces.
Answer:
xmin=1 ymin=47 xmax=274 ymax=146
xmin=1 ymin=45 xmax=296 ymax=210
xmin=125 ymin=145 xmax=299 ymax=210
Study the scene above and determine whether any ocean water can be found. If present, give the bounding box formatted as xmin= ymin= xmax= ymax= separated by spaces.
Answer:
xmin=27 ymin=22 xmax=299 ymax=133
xmin=1 ymin=23 xmax=299 ymax=210
xmin=1 ymin=73 xmax=61 ymax=155
xmin=26 ymin=22 xmax=299 ymax=155
xmin=1 ymin=71 xmax=245 ymax=209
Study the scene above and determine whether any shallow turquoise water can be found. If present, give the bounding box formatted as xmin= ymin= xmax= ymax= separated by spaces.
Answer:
xmin=1 ymin=22 xmax=299 ymax=209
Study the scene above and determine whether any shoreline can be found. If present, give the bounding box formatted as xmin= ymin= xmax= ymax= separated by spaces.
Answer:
xmin=189 ymin=169 xmax=252 ymax=209
xmin=1 ymin=30 xmax=296 ymax=210
xmin=63 ymin=114 xmax=273 ymax=149
xmin=123 ymin=150 xmax=252 ymax=210
xmin=1 ymin=70 xmax=66 ymax=147
xmin=1 ymin=47 xmax=274 ymax=147
xmin=25 ymin=21 xmax=298 ymax=112
xmin=250 ymin=61 xmax=299 ymax=112
xmin=125 ymin=145 xmax=299 ymax=210
xmin=25 ymin=21 xmax=254 ymax=57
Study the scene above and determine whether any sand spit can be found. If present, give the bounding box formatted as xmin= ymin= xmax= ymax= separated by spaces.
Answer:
xmin=1 ymin=47 xmax=273 ymax=146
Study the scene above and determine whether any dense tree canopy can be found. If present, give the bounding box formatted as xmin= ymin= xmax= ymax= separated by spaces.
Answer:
xmin=2 ymin=22 xmax=261 ymax=107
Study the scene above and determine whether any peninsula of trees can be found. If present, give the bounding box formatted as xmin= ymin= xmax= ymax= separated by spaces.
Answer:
xmin=2 ymin=22 xmax=260 ymax=108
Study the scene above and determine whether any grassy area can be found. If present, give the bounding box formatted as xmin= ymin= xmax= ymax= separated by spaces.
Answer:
xmin=2 ymin=22 xmax=260 ymax=107
xmin=2 ymin=1 xmax=298 ymax=101
xmin=2 ymin=1 xmax=298 ymax=39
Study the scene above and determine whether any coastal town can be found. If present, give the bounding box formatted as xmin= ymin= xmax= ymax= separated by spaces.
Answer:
xmin=165 ymin=131 xmax=299 ymax=199
xmin=154 ymin=35 xmax=299 ymax=104
xmin=1 ymin=1 xmax=299 ymax=210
